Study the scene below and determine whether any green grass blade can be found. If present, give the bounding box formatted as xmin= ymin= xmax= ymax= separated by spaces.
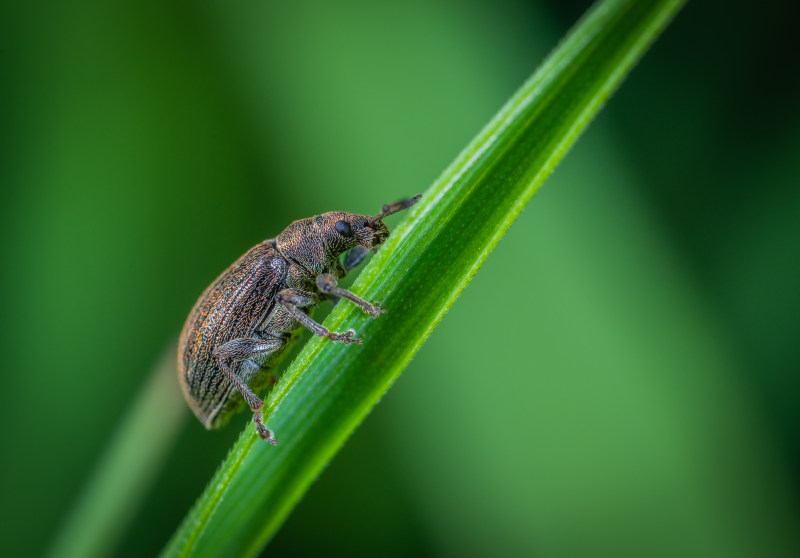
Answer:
xmin=161 ymin=1 xmax=685 ymax=556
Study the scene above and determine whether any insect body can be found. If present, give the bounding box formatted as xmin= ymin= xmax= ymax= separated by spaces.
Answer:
xmin=178 ymin=196 xmax=419 ymax=444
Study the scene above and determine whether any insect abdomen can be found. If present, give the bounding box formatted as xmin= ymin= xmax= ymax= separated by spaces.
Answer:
xmin=178 ymin=241 xmax=287 ymax=426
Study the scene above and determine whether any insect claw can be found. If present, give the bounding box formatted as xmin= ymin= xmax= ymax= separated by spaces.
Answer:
xmin=255 ymin=423 xmax=276 ymax=444
xmin=346 ymin=329 xmax=364 ymax=344
xmin=365 ymin=302 xmax=385 ymax=318
xmin=326 ymin=328 xmax=362 ymax=344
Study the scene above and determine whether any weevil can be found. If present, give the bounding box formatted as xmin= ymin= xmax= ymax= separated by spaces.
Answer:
xmin=177 ymin=195 xmax=420 ymax=444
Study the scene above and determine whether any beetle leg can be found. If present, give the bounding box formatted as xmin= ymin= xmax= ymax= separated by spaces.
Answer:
xmin=329 ymin=247 xmax=371 ymax=307
xmin=343 ymin=245 xmax=370 ymax=272
xmin=276 ymin=289 xmax=362 ymax=344
xmin=316 ymin=273 xmax=386 ymax=318
xmin=216 ymin=357 xmax=276 ymax=444
xmin=214 ymin=337 xmax=283 ymax=363
xmin=213 ymin=337 xmax=283 ymax=444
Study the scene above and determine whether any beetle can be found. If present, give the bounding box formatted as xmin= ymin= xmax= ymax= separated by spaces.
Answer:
xmin=177 ymin=195 xmax=420 ymax=444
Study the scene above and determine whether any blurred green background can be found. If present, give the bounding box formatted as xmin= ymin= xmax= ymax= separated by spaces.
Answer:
xmin=1 ymin=1 xmax=798 ymax=557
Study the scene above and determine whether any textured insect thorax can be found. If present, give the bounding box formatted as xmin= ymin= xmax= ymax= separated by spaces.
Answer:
xmin=276 ymin=218 xmax=327 ymax=275
xmin=276 ymin=212 xmax=369 ymax=277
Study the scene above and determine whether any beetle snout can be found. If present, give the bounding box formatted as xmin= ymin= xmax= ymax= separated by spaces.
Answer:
xmin=368 ymin=221 xmax=390 ymax=246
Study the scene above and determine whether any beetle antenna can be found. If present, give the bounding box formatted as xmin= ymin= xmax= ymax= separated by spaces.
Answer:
xmin=369 ymin=194 xmax=422 ymax=226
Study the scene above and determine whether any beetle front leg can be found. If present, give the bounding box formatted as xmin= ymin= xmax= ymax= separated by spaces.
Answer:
xmin=316 ymin=273 xmax=386 ymax=318
xmin=343 ymin=245 xmax=370 ymax=272
xmin=328 ymin=247 xmax=372 ymax=308
xmin=213 ymin=337 xmax=283 ymax=444
xmin=276 ymin=289 xmax=362 ymax=344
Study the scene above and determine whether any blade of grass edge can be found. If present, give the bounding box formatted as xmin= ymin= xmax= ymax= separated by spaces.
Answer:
xmin=161 ymin=1 xmax=685 ymax=557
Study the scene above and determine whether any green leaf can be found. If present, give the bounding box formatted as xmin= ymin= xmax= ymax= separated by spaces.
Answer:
xmin=162 ymin=0 xmax=685 ymax=556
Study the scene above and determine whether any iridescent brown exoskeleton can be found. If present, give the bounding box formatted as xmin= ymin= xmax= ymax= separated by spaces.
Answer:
xmin=178 ymin=196 xmax=420 ymax=444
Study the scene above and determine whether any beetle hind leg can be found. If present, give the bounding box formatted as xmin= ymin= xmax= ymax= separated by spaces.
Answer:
xmin=213 ymin=337 xmax=284 ymax=444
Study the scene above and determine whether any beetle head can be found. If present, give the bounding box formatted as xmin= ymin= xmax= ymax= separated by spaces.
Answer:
xmin=320 ymin=194 xmax=421 ymax=254
xmin=276 ymin=195 xmax=420 ymax=275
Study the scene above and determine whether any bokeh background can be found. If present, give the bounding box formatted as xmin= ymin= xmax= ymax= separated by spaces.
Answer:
xmin=1 ymin=1 xmax=798 ymax=557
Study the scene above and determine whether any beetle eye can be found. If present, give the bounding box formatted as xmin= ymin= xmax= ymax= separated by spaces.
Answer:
xmin=335 ymin=220 xmax=353 ymax=237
